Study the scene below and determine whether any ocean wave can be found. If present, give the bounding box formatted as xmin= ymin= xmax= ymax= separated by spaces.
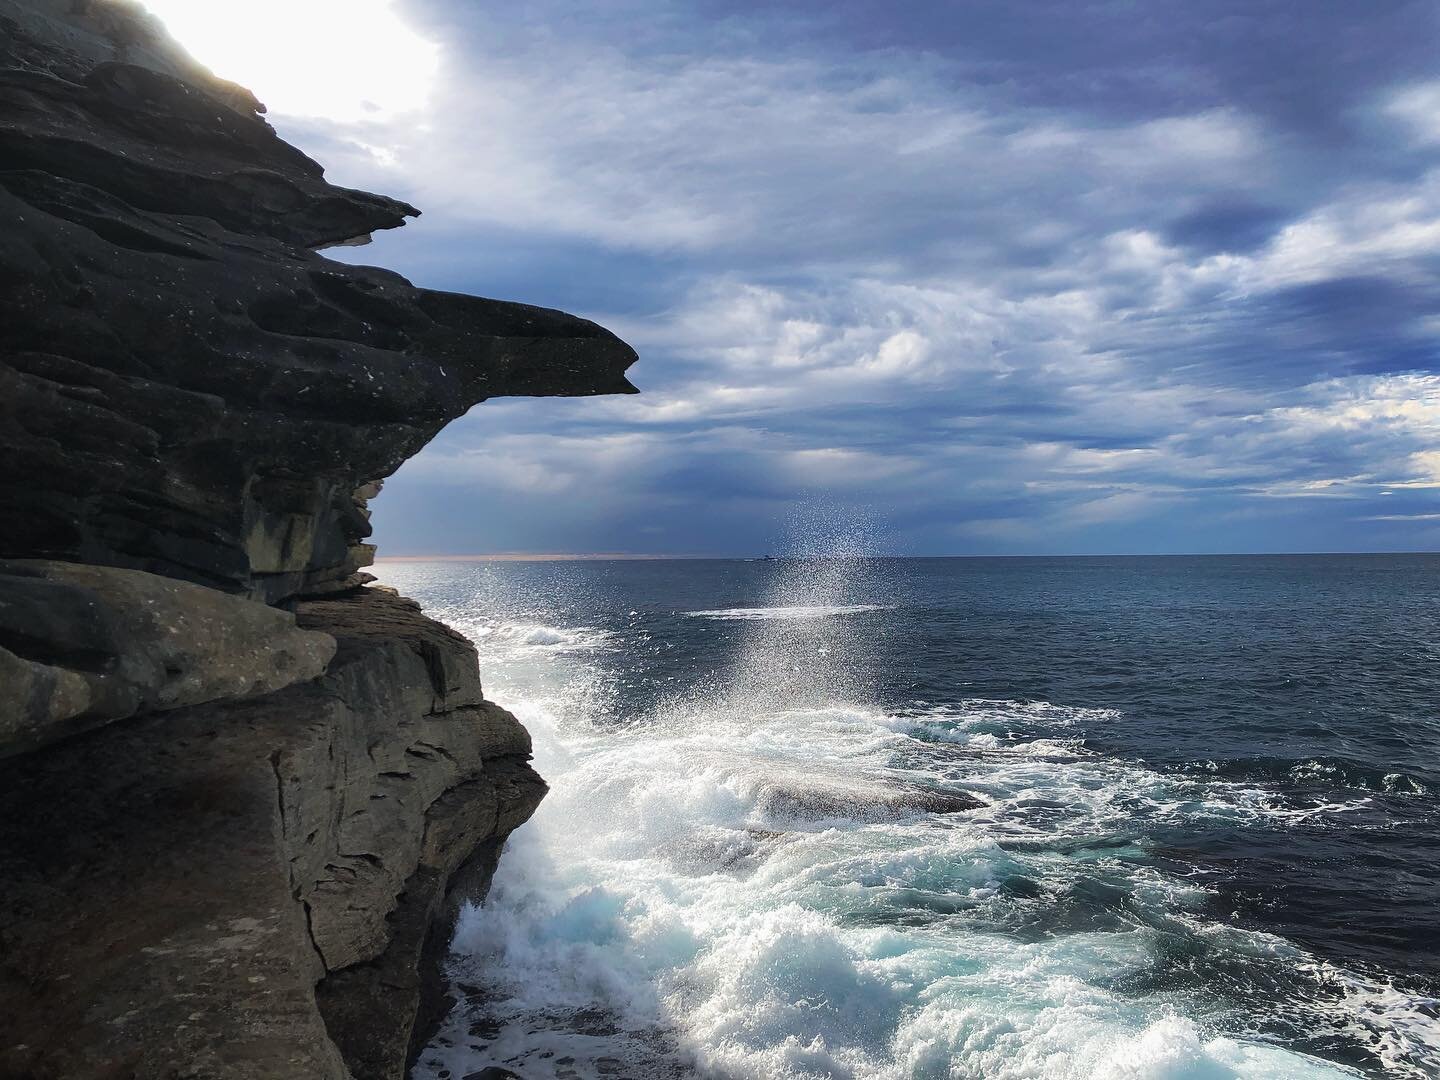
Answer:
xmin=685 ymin=604 xmax=887 ymax=620
xmin=397 ymin=565 xmax=1429 ymax=1080
xmin=417 ymin=681 xmax=1413 ymax=1078
xmin=1313 ymin=963 xmax=1440 ymax=1077
xmin=910 ymin=698 xmax=1124 ymax=725
xmin=1192 ymin=755 xmax=1434 ymax=796
xmin=473 ymin=621 xmax=612 ymax=650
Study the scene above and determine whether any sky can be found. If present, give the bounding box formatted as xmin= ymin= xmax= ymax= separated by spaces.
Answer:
xmin=146 ymin=0 xmax=1440 ymax=555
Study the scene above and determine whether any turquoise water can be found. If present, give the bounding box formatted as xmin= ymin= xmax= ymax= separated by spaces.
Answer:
xmin=384 ymin=555 xmax=1440 ymax=1079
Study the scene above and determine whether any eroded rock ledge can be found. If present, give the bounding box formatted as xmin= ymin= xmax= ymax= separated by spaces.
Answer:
xmin=0 ymin=2 xmax=636 ymax=1076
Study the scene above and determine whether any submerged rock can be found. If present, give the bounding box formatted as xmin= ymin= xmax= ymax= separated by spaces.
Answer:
xmin=0 ymin=1 xmax=637 ymax=1077
xmin=755 ymin=776 xmax=983 ymax=822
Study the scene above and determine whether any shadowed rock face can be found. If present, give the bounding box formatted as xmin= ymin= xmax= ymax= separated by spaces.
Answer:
xmin=0 ymin=558 xmax=337 ymax=757
xmin=0 ymin=589 xmax=550 ymax=1080
xmin=0 ymin=0 xmax=637 ymax=603
xmin=0 ymin=2 xmax=636 ymax=1077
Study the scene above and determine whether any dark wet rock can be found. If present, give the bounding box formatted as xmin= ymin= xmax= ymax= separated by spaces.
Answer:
xmin=755 ymin=778 xmax=983 ymax=823
xmin=0 ymin=1 xmax=636 ymax=1077
xmin=572 ymin=1007 xmax=626 ymax=1038
xmin=469 ymin=1017 xmax=506 ymax=1041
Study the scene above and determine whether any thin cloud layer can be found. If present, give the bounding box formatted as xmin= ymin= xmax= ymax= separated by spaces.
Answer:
xmin=295 ymin=0 xmax=1440 ymax=554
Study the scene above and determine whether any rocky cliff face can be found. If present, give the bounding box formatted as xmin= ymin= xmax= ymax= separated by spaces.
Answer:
xmin=0 ymin=2 xmax=637 ymax=1077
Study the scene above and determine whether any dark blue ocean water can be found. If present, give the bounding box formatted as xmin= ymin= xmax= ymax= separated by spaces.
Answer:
xmin=387 ymin=554 xmax=1440 ymax=1080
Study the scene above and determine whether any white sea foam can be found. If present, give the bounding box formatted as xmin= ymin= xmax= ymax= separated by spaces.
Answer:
xmin=474 ymin=621 xmax=611 ymax=649
xmin=1318 ymin=967 xmax=1440 ymax=1077
xmin=402 ymin=554 xmax=1430 ymax=1080
xmin=686 ymin=604 xmax=888 ymax=620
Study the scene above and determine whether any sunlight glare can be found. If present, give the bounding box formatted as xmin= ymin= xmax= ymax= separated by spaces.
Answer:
xmin=139 ymin=0 xmax=439 ymax=122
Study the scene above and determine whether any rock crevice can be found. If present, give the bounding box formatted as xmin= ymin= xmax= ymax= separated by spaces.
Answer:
xmin=0 ymin=2 xmax=634 ymax=1076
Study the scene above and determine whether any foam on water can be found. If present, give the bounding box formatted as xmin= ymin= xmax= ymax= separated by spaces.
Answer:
xmin=398 ymin=554 xmax=1437 ymax=1080
xmin=687 ymin=605 xmax=888 ymax=620
xmin=475 ymin=621 xmax=613 ymax=649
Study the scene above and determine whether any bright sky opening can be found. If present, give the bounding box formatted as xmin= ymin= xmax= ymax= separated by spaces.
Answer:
xmin=140 ymin=0 xmax=438 ymax=122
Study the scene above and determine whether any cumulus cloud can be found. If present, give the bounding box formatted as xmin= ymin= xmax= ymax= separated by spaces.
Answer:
xmin=280 ymin=0 xmax=1440 ymax=554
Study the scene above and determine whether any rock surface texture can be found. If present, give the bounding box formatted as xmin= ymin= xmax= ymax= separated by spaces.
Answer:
xmin=0 ymin=2 xmax=637 ymax=1077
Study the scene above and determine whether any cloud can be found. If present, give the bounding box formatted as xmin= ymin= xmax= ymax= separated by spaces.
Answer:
xmin=260 ymin=0 xmax=1440 ymax=555
xmin=1386 ymin=80 xmax=1440 ymax=147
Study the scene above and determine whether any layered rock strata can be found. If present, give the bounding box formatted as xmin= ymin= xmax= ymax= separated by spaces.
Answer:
xmin=0 ymin=2 xmax=637 ymax=1076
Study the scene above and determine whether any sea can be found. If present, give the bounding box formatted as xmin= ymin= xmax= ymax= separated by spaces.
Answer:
xmin=381 ymin=553 xmax=1440 ymax=1080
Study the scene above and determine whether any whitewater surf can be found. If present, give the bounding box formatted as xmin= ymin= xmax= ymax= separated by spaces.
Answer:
xmin=385 ymin=554 xmax=1440 ymax=1080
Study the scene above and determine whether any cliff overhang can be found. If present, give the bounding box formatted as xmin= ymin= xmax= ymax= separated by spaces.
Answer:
xmin=0 ymin=2 xmax=637 ymax=1076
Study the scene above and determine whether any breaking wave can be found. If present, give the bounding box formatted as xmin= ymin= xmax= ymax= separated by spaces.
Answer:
xmin=474 ymin=621 xmax=613 ymax=650
xmin=382 ymin=553 xmax=1439 ymax=1080
xmin=687 ymin=605 xmax=888 ymax=621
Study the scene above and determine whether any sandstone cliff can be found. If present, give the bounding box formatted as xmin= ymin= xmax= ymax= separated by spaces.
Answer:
xmin=0 ymin=2 xmax=638 ymax=1076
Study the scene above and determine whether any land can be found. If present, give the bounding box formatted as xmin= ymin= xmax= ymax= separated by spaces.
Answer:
xmin=0 ymin=1 xmax=636 ymax=1076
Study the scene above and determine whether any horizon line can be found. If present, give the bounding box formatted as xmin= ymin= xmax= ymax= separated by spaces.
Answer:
xmin=374 ymin=549 xmax=1440 ymax=563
